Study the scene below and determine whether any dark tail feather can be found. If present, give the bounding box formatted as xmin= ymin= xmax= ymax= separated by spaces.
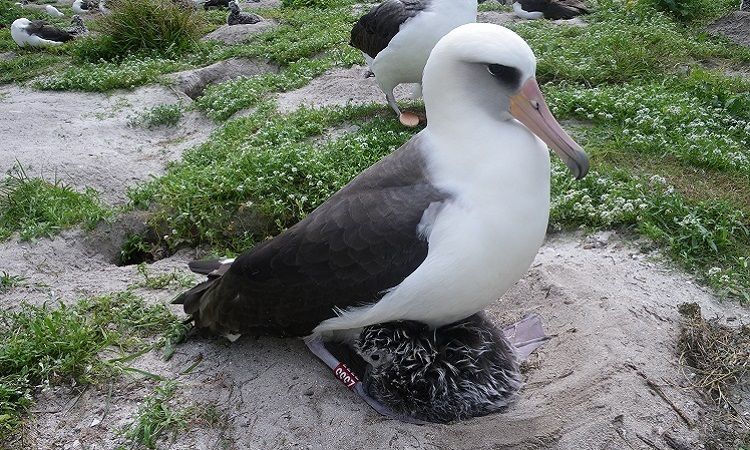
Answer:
xmin=172 ymin=278 xmax=216 ymax=316
xmin=175 ymin=258 xmax=234 ymax=330
xmin=187 ymin=259 xmax=233 ymax=278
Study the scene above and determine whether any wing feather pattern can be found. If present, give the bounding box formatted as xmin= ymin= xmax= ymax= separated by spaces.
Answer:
xmin=175 ymin=135 xmax=450 ymax=337
xmin=27 ymin=20 xmax=74 ymax=42
xmin=350 ymin=0 xmax=429 ymax=59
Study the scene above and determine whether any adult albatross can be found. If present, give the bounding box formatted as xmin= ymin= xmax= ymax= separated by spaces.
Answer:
xmin=11 ymin=17 xmax=77 ymax=47
xmin=176 ymin=23 xmax=588 ymax=411
xmin=349 ymin=0 xmax=478 ymax=126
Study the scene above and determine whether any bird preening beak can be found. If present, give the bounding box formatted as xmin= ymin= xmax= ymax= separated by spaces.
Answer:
xmin=509 ymin=78 xmax=589 ymax=179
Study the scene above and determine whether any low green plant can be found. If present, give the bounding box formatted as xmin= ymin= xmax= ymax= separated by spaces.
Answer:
xmin=121 ymin=381 xmax=223 ymax=449
xmin=0 ymin=272 xmax=26 ymax=293
xmin=509 ymin=0 xmax=750 ymax=86
xmin=129 ymin=104 xmax=412 ymax=253
xmin=134 ymin=263 xmax=194 ymax=290
xmin=0 ymin=53 xmax=68 ymax=84
xmin=0 ymin=165 xmax=110 ymax=241
xmin=121 ymin=381 xmax=189 ymax=449
xmin=131 ymin=104 xmax=183 ymax=128
xmin=120 ymin=232 xmax=156 ymax=265
xmin=195 ymin=57 xmax=336 ymax=120
xmin=550 ymin=164 xmax=750 ymax=300
xmin=34 ymin=54 xmax=184 ymax=91
xmin=545 ymin=71 xmax=750 ymax=176
xmin=281 ymin=0 xmax=344 ymax=9
xmin=638 ymin=0 xmax=735 ymax=22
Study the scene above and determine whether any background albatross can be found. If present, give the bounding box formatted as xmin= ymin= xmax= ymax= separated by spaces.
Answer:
xmin=349 ymin=0 xmax=477 ymax=126
xmin=176 ymin=22 xmax=588 ymax=411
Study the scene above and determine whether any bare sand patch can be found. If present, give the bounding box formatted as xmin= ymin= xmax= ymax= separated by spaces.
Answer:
xmin=0 ymin=85 xmax=214 ymax=204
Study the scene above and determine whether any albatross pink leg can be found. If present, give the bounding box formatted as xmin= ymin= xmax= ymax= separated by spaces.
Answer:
xmin=303 ymin=336 xmax=427 ymax=425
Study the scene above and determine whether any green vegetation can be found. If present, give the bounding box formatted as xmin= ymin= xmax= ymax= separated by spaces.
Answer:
xmin=121 ymin=381 xmax=187 ymax=449
xmin=0 ymin=166 xmax=110 ymax=241
xmin=73 ymin=0 xmax=205 ymax=62
xmin=130 ymin=104 xmax=410 ymax=252
xmin=131 ymin=104 xmax=184 ymax=128
xmin=0 ymin=292 xmax=183 ymax=437
xmin=511 ymin=1 xmax=750 ymax=86
xmin=0 ymin=272 xmax=26 ymax=293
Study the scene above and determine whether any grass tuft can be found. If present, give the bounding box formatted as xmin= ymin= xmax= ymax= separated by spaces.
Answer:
xmin=0 ymin=292 xmax=183 ymax=439
xmin=550 ymin=164 xmax=750 ymax=300
xmin=134 ymin=263 xmax=195 ymax=290
xmin=129 ymin=104 xmax=411 ymax=253
xmin=121 ymin=381 xmax=187 ymax=449
xmin=73 ymin=0 xmax=205 ymax=63
xmin=130 ymin=104 xmax=183 ymax=129
xmin=0 ymin=165 xmax=110 ymax=241
xmin=0 ymin=272 xmax=26 ymax=293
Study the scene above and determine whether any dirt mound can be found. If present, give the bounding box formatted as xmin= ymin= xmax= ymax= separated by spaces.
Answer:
xmin=707 ymin=11 xmax=750 ymax=48
xmin=201 ymin=21 xmax=277 ymax=44
xmin=10 ymin=232 xmax=748 ymax=449
xmin=167 ymin=57 xmax=279 ymax=99
xmin=275 ymin=65 xmax=414 ymax=113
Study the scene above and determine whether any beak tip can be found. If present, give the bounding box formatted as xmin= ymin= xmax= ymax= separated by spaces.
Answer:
xmin=565 ymin=152 xmax=589 ymax=180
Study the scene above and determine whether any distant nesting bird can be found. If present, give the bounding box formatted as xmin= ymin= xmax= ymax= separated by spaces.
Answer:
xmin=349 ymin=0 xmax=478 ymax=126
xmin=354 ymin=313 xmax=532 ymax=423
xmin=67 ymin=15 xmax=88 ymax=36
xmin=203 ymin=0 xmax=230 ymax=9
xmin=72 ymin=0 xmax=96 ymax=14
xmin=227 ymin=0 xmax=262 ymax=25
xmin=15 ymin=1 xmax=65 ymax=17
xmin=11 ymin=17 xmax=76 ymax=47
xmin=511 ymin=0 xmax=588 ymax=20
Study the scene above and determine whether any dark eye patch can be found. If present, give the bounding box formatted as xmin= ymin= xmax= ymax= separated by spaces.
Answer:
xmin=487 ymin=64 xmax=521 ymax=89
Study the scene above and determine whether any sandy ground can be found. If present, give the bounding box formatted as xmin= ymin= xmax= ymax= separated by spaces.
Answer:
xmin=707 ymin=11 xmax=750 ymax=48
xmin=5 ymin=230 xmax=748 ymax=450
xmin=0 ymin=85 xmax=214 ymax=204
xmin=2 ymin=17 xmax=749 ymax=448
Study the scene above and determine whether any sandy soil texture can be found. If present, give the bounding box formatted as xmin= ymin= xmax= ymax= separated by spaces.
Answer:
xmin=0 ymin=85 xmax=214 ymax=204
xmin=6 ymin=230 xmax=748 ymax=450
xmin=707 ymin=11 xmax=750 ymax=48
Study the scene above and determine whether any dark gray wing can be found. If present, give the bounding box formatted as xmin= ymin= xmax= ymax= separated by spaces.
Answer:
xmin=517 ymin=0 xmax=588 ymax=19
xmin=27 ymin=20 xmax=74 ymax=42
xmin=175 ymin=135 xmax=451 ymax=337
xmin=350 ymin=0 xmax=429 ymax=59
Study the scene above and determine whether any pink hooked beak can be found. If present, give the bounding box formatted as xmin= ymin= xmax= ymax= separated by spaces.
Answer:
xmin=510 ymin=78 xmax=589 ymax=179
